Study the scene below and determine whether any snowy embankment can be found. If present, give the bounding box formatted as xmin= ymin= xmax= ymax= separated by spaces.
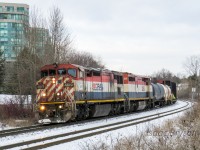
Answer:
xmin=0 ymin=94 xmax=14 ymax=104
xmin=0 ymin=94 xmax=31 ymax=105
xmin=0 ymin=100 xmax=191 ymax=150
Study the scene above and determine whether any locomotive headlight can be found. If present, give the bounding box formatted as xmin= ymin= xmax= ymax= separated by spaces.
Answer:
xmin=40 ymin=105 xmax=45 ymax=111
xmin=58 ymin=105 xmax=63 ymax=109
xmin=52 ymin=78 xmax=56 ymax=84
xmin=57 ymin=93 xmax=60 ymax=96
xmin=42 ymin=92 xmax=46 ymax=97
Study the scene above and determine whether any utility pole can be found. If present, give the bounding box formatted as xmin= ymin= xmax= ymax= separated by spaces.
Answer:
xmin=192 ymin=87 xmax=196 ymax=101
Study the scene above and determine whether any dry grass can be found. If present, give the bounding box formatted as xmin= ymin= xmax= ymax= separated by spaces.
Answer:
xmin=0 ymin=106 xmax=35 ymax=128
xmin=0 ymin=96 xmax=35 ymax=128
xmin=82 ymin=100 xmax=200 ymax=150
xmin=3 ymin=118 xmax=35 ymax=127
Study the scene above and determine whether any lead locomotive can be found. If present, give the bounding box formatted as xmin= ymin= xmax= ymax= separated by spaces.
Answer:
xmin=35 ymin=63 xmax=176 ymax=124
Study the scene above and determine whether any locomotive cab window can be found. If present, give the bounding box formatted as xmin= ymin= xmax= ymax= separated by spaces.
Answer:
xmin=68 ymin=69 xmax=76 ymax=77
xmin=93 ymin=71 xmax=100 ymax=76
xmin=49 ymin=69 xmax=56 ymax=76
xmin=58 ymin=69 xmax=66 ymax=75
xmin=114 ymin=75 xmax=123 ymax=84
xmin=86 ymin=71 xmax=92 ymax=77
xmin=41 ymin=70 xmax=48 ymax=77
xmin=129 ymin=77 xmax=135 ymax=82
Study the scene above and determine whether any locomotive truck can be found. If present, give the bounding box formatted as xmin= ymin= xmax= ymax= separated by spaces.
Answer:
xmin=35 ymin=63 xmax=176 ymax=124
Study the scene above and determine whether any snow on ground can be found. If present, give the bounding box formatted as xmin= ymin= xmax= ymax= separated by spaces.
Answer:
xmin=0 ymin=94 xmax=31 ymax=104
xmin=44 ymin=100 xmax=192 ymax=150
xmin=0 ymin=122 xmax=16 ymax=131
xmin=0 ymin=94 xmax=14 ymax=104
xmin=0 ymin=100 xmax=192 ymax=150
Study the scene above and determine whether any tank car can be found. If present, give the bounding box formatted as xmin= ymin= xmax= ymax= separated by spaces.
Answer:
xmin=35 ymin=63 xmax=176 ymax=124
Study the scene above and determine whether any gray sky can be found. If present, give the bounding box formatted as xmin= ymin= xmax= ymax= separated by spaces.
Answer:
xmin=2 ymin=0 xmax=200 ymax=76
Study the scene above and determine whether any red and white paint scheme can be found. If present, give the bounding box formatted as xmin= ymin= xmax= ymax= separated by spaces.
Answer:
xmin=35 ymin=63 xmax=177 ymax=124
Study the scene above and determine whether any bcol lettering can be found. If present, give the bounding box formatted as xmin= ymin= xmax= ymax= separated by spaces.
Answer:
xmin=92 ymin=83 xmax=103 ymax=90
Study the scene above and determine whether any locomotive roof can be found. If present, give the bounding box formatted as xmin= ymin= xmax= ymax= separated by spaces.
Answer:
xmin=72 ymin=64 xmax=114 ymax=73
xmin=40 ymin=63 xmax=150 ymax=78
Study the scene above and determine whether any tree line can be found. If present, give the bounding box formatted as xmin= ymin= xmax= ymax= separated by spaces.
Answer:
xmin=0 ymin=6 xmax=104 ymax=106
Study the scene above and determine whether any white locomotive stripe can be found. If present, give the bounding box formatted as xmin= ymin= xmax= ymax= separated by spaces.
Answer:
xmin=47 ymin=83 xmax=55 ymax=96
xmin=63 ymin=79 xmax=68 ymax=100
xmin=66 ymin=88 xmax=74 ymax=101
xmin=75 ymin=80 xmax=155 ymax=94
xmin=45 ymin=79 xmax=53 ymax=90
xmin=36 ymin=78 xmax=49 ymax=102
xmin=43 ymin=77 xmax=50 ymax=84
xmin=62 ymin=77 xmax=74 ymax=101
xmin=124 ymin=84 xmax=153 ymax=93
xmin=76 ymin=81 xmax=136 ymax=93
xmin=56 ymin=77 xmax=64 ymax=93
xmin=69 ymin=88 xmax=74 ymax=97
xmin=56 ymin=84 xmax=63 ymax=93
xmin=37 ymin=89 xmax=42 ymax=101
xmin=59 ymin=76 xmax=62 ymax=81
xmin=48 ymin=93 xmax=54 ymax=101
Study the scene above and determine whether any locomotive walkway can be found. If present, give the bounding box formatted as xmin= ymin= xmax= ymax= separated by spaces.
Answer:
xmin=0 ymin=100 xmax=192 ymax=150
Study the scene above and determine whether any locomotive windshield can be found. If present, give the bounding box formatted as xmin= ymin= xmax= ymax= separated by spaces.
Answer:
xmin=40 ymin=68 xmax=76 ymax=77
xmin=58 ymin=69 xmax=66 ymax=75
xmin=68 ymin=69 xmax=76 ymax=77
xmin=49 ymin=69 xmax=56 ymax=76
xmin=41 ymin=70 xmax=48 ymax=77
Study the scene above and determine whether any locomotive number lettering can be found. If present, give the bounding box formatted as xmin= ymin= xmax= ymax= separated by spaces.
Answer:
xmin=36 ymin=84 xmax=45 ymax=89
xmin=64 ymin=82 xmax=74 ymax=87
xmin=92 ymin=83 xmax=103 ymax=90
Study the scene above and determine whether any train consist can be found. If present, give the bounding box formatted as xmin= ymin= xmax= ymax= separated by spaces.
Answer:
xmin=35 ymin=63 xmax=177 ymax=124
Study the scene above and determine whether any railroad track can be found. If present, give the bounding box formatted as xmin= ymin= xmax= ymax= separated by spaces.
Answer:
xmin=0 ymin=123 xmax=61 ymax=138
xmin=0 ymin=100 xmax=192 ymax=150
xmin=0 ymin=100 xmax=185 ymax=138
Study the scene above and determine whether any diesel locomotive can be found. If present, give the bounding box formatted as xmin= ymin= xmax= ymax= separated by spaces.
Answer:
xmin=35 ymin=63 xmax=177 ymax=124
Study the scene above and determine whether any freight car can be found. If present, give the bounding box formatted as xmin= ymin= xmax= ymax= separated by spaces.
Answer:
xmin=35 ymin=63 xmax=177 ymax=124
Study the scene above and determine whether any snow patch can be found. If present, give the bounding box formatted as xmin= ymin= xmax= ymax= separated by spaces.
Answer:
xmin=0 ymin=94 xmax=31 ymax=104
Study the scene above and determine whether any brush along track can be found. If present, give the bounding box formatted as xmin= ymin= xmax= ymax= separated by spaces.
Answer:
xmin=0 ymin=101 xmax=191 ymax=150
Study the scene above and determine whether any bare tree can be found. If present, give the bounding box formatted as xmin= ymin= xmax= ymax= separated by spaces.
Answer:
xmin=49 ymin=6 xmax=72 ymax=63
xmin=152 ymin=68 xmax=180 ymax=83
xmin=183 ymin=55 xmax=200 ymax=99
xmin=28 ymin=7 xmax=49 ymax=61
xmin=183 ymin=55 xmax=200 ymax=76
xmin=29 ymin=6 xmax=46 ymax=29
xmin=67 ymin=50 xmax=105 ymax=68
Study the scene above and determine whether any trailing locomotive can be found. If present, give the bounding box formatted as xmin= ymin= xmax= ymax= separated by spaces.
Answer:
xmin=35 ymin=63 xmax=177 ymax=124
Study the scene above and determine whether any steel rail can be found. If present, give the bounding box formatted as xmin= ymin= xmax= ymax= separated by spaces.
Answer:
xmin=0 ymin=101 xmax=191 ymax=150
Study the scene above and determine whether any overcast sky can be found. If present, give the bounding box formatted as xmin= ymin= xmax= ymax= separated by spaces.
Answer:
xmin=2 ymin=0 xmax=200 ymax=76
